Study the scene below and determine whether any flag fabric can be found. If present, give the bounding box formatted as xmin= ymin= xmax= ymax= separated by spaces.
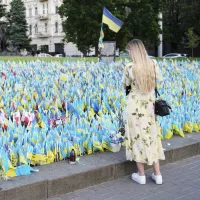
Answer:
xmin=98 ymin=25 xmax=104 ymax=48
xmin=102 ymin=7 xmax=123 ymax=33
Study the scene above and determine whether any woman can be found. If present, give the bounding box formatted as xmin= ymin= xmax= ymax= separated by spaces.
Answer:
xmin=122 ymin=39 xmax=165 ymax=185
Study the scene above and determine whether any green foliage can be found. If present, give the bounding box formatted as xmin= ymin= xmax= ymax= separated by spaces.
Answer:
xmin=0 ymin=4 xmax=6 ymax=19
xmin=121 ymin=0 xmax=162 ymax=48
xmin=59 ymin=0 xmax=119 ymax=55
xmin=184 ymin=28 xmax=199 ymax=57
xmin=8 ymin=0 xmax=31 ymax=51
xmin=59 ymin=0 xmax=162 ymax=54
xmin=40 ymin=45 xmax=49 ymax=53
xmin=162 ymin=0 xmax=182 ymax=48
xmin=162 ymin=0 xmax=200 ymax=51
xmin=0 ymin=4 xmax=9 ymax=52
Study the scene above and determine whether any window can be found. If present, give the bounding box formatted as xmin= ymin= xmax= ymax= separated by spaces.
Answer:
xmin=55 ymin=6 xmax=59 ymax=14
xmin=55 ymin=22 xmax=58 ymax=33
xmin=43 ymin=4 xmax=45 ymax=14
xmin=29 ymin=25 xmax=32 ymax=35
xmin=35 ymin=7 xmax=38 ymax=16
xmin=45 ymin=23 xmax=48 ymax=33
xmin=29 ymin=8 xmax=32 ymax=17
xmin=35 ymin=24 xmax=38 ymax=34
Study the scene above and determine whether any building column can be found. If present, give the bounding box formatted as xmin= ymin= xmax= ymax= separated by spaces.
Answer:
xmin=49 ymin=39 xmax=55 ymax=53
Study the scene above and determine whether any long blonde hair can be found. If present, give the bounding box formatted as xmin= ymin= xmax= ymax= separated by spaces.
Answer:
xmin=126 ymin=39 xmax=155 ymax=93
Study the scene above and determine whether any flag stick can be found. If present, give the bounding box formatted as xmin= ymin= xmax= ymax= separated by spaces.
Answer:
xmin=98 ymin=22 xmax=104 ymax=61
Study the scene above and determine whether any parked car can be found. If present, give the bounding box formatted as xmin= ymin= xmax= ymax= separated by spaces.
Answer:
xmin=163 ymin=53 xmax=190 ymax=62
xmin=54 ymin=54 xmax=64 ymax=58
xmin=37 ymin=53 xmax=52 ymax=57
xmin=163 ymin=53 xmax=187 ymax=59
xmin=119 ymin=51 xmax=128 ymax=57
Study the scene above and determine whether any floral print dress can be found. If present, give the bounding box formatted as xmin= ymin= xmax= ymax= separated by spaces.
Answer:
xmin=122 ymin=61 xmax=165 ymax=165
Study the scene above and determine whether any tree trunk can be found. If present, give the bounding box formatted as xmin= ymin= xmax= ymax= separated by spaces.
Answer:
xmin=95 ymin=45 xmax=99 ymax=57
xmin=192 ymin=48 xmax=193 ymax=57
xmin=83 ymin=50 xmax=87 ymax=57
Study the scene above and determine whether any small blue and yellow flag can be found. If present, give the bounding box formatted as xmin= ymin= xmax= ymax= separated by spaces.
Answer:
xmin=98 ymin=26 xmax=104 ymax=48
xmin=102 ymin=7 xmax=123 ymax=33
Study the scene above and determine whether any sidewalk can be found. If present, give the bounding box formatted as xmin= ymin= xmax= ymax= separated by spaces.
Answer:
xmin=50 ymin=155 xmax=200 ymax=200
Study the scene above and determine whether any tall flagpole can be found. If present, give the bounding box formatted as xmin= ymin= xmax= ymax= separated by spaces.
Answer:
xmin=158 ymin=12 xmax=163 ymax=57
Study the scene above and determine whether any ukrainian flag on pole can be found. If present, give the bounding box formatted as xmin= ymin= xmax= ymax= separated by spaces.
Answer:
xmin=102 ymin=7 xmax=123 ymax=33
xmin=98 ymin=7 xmax=123 ymax=49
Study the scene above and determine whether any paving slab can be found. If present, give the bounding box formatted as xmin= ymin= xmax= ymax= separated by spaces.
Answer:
xmin=0 ymin=132 xmax=199 ymax=200
xmin=50 ymin=155 xmax=200 ymax=200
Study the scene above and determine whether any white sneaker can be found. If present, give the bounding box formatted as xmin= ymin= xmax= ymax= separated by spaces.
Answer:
xmin=152 ymin=173 xmax=163 ymax=184
xmin=131 ymin=173 xmax=146 ymax=184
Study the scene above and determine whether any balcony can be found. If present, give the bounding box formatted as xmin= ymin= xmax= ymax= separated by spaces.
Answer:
xmin=38 ymin=33 xmax=50 ymax=38
xmin=39 ymin=15 xmax=48 ymax=20
xmin=39 ymin=0 xmax=48 ymax=2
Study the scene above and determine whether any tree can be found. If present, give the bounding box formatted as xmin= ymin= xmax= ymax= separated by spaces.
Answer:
xmin=0 ymin=4 xmax=6 ymax=18
xmin=0 ymin=4 xmax=9 ymax=52
xmin=8 ymin=0 xmax=31 ymax=51
xmin=162 ymin=0 xmax=200 ymax=52
xmin=184 ymin=28 xmax=199 ymax=57
xmin=59 ymin=0 xmax=124 ymax=56
xmin=179 ymin=1 xmax=200 ymax=36
xmin=162 ymin=0 xmax=181 ymax=50
xmin=59 ymin=0 xmax=162 ymax=55
xmin=120 ymin=0 xmax=162 ymax=49
xmin=40 ymin=45 xmax=48 ymax=53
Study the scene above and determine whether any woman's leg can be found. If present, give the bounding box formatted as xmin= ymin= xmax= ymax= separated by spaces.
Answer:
xmin=152 ymin=161 xmax=163 ymax=184
xmin=152 ymin=162 xmax=161 ymax=175
xmin=132 ymin=162 xmax=146 ymax=184
xmin=136 ymin=162 xmax=145 ymax=176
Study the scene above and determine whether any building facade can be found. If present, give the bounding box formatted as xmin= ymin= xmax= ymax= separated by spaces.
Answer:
xmin=0 ymin=0 xmax=83 ymax=56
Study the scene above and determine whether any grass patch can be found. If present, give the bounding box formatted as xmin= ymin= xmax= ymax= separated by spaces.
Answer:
xmin=0 ymin=56 xmax=98 ymax=63
xmin=0 ymin=56 xmax=199 ymax=63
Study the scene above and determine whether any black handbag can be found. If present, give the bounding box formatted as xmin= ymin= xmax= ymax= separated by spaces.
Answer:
xmin=154 ymin=88 xmax=172 ymax=116
xmin=154 ymin=64 xmax=172 ymax=117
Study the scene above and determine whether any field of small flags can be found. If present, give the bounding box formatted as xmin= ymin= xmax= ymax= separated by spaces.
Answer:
xmin=0 ymin=58 xmax=199 ymax=178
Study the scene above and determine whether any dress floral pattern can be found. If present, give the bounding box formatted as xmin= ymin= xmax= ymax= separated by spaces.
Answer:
xmin=122 ymin=61 xmax=165 ymax=165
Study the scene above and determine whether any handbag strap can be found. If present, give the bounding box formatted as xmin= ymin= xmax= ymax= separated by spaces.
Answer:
xmin=153 ymin=60 xmax=160 ymax=98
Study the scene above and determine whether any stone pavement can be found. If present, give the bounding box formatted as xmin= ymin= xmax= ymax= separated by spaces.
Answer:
xmin=50 ymin=155 xmax=200 ymax=200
